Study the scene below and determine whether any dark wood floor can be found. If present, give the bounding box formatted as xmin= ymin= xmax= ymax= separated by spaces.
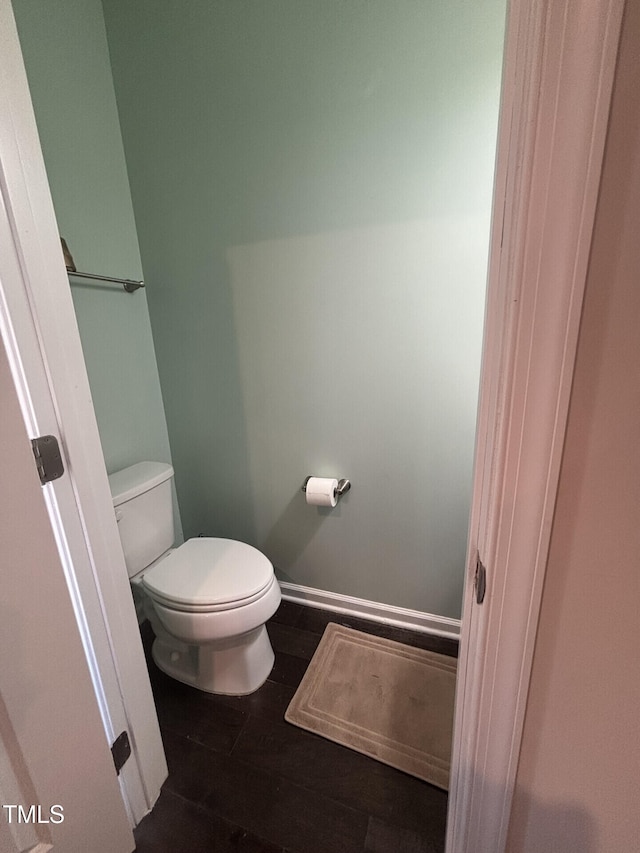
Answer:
xmin=134 ymin=601 xmax=458 ymax=853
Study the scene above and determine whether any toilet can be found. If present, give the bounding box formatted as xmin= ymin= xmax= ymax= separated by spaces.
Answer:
xmin=108 ymin=461 xmax=281 ymax=695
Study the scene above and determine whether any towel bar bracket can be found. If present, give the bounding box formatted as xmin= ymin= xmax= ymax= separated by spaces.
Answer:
xmin=61 ymin=237 xmax=144 ymax=293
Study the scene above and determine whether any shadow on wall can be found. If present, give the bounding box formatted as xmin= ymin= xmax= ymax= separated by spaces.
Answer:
xmin=380 ymin=661 xmax=598 ymax=851
xmin=264 ymin=489 xmax=349 ymax=579
xmin=505 ymin=787 xmax=598 ymax=853
xmin=224 ymin=218 xmax=484 ymax=616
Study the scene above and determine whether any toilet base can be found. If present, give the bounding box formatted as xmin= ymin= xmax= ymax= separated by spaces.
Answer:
xmin=151 ymin=624 xmax=275 ymax=695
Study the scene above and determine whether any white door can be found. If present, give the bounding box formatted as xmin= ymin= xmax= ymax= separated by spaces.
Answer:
xmin=0 ymin=339 xmax=134 ymax=853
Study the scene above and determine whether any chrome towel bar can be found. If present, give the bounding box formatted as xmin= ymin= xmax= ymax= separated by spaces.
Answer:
xmin=67 ymin=269 xmax=145 ymax=293
xmin=62 ymin=237 xmax=145 ymax=293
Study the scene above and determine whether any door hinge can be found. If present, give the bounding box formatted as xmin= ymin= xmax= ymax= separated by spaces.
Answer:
xmin=474 ymin=555 xmax=487 ymax=605
xmin=31 ymin=435 xmax=65 ymax=485
xmin=111 ymin=731 xmax=131 ymax=776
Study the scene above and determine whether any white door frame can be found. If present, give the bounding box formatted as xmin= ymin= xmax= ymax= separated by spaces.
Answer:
xmin=0 ymin=0 xmax=166 ymax=826
xmin=0 ymin=0 xmax=625 ymax=845
xmin=1 ymin=327 xmax=135 ymax=853
xmin=446 ymin=0 xmax=624 ymax=850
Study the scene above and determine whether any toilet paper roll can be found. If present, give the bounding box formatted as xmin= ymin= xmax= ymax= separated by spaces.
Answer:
xmin=305 ymin=477 xmax=338 ymax=507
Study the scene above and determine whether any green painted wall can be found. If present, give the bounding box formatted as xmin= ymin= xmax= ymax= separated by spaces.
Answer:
xmin=102 ymin=0 xmax=504 ymax=618
xmin=12 ymin=0 xmax=182 ymax=539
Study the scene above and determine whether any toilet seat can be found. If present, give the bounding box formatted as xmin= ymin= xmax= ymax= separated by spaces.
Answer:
xmin=142 ymin=537 xmax=274 ymax=613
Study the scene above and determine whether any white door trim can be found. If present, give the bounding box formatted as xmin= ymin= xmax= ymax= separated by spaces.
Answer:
xmin=1 ymin=328 xmax=134 ymax=852
xmin=0 ymin=0 xmax=166 ymax=825
xmin=446 ymin=0 xmax=624 ymax=850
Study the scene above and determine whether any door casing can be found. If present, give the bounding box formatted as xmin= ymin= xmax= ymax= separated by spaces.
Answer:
xmin=447 ymin=0 xmax=625 ymax=849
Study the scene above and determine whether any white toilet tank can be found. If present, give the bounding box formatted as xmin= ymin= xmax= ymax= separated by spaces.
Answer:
xmin=108 ymin=461 xmax=175 ymax=579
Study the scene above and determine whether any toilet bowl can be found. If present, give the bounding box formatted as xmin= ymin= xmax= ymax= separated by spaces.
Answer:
xmin=140 ymin=538 xmax=281 ymax=695
xmin=109 ymin=462 xmax=281 ymax=695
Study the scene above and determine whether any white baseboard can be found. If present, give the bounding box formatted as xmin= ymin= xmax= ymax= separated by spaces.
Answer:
xmin=278 ymin=581 xmax=460 ymax=640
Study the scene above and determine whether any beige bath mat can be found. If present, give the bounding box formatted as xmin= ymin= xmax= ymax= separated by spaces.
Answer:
xmin=285 ymin=623 xmax=457 ymax=790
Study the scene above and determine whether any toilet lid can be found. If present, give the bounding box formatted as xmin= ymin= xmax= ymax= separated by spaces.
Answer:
xmin=142 ymin=538 xmax=273 ymax=609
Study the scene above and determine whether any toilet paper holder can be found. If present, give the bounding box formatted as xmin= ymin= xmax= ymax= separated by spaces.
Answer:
xmin=302 ymin=476 xmax=351 ymax=501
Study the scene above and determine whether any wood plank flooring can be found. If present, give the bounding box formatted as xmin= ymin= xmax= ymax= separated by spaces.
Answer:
xmin=134 ymin=601 xmax=458 ymax=853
